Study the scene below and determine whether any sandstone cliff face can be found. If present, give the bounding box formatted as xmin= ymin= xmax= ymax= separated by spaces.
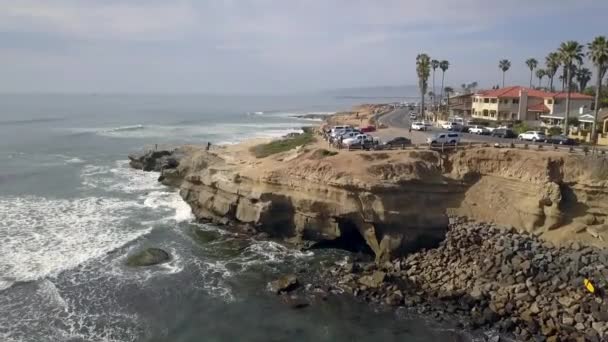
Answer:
xmin=167 ymin=147 xmax=465 ymax=262
xmin=149 ymin=144 xmax=608 ymax=261
xmin=448 ymin=148 xmax=608 ymax=249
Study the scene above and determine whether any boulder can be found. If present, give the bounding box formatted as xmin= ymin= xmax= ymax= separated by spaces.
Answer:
xmin=126 ymin=248 xmax=170 ymax=267
xmin=358 ymin=271 xmax=386 ymax=288
xmin=269 ymin=274 xmax=299 ymax=294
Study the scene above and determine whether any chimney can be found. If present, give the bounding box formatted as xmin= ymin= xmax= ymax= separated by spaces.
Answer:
xmin=518 ymin=88 xmax=528 ymax=121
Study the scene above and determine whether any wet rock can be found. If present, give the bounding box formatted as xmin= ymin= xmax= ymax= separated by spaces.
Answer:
xmin=126 ymin=248 xmax=170 ymax=267
xmin=358 ymin=271 xmax=385 ymax=288
xmin=281 ymin=295 xmax=309 ymax=309
xmin=269 ymin=274 xmax=299 ymax=294
xmin=385 ymin=290 xmax=403 ymax=306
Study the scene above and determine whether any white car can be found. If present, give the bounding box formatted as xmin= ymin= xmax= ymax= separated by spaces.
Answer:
xmin=469 ymin=125 xmax=490 ymax=135
xmin=442 ymin=122 xmax=463 ymax=131
xmin=330 ymin=125 xmax=353 ymax=137
xmin=411 ymin=122 xmax=427 ymax=131
xmin=343 ymin=134 xmax=373 ymax=146
xmin=518 ymin=131 xmax=547 ymax=142
xmin=426 ymin=132 xmax=461 ymax=145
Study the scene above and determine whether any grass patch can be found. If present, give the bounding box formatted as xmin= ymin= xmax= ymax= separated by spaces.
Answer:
xmin=311 ymin=149 xmax=338 ymax=159
xmin=250 ymin=132 xmax=316 ymax=158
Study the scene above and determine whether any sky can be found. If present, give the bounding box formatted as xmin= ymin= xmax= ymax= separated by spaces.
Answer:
xmin=0 ymin=0 xmax=607 ymax=94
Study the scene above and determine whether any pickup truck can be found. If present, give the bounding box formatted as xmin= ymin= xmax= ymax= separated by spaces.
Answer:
xmin=469 ymin=125 xmax=489 ymax=135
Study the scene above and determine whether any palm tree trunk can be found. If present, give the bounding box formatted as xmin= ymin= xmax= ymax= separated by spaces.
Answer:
xmin=529 ymin=70 xmax=533 ymax=88
xmin=564 ymin=66 xmax=571 ymax=132
xmin=420 ymin=89 xmax=425 ymax=120
xmin=440 ymin=72 xmax=445 ymax=110
xmin=502 ymin=72 xmax=505 ymax=88
xmin=549 ymin=76 xmax=554 ymax=92
xmin=432 ymin=70 xmax=436 ymax=109
xmin=592 ymin=65 xmax=603 ymax=143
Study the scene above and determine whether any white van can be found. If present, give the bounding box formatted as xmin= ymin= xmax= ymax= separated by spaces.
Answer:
xmin=330 ymin=125 xmax=352 ymax=137
xmin=426 ymin=132 xmax=461 ymax=144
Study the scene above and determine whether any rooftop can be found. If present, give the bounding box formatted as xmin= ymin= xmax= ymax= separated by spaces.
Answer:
xmin=475 ymin=86 xmax=593 ymax=100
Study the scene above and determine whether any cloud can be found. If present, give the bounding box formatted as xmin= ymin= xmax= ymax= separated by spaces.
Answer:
xmin=0 ymin=0 xmax=606 ymax=93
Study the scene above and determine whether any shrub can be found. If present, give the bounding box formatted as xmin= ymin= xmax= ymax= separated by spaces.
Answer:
xmin=250 ymin=132 xmax=316 ymax=158
xmin=547 ymin=126 xmax=562 ymax=136
xmin=513 ymin=122 xmax=531 ymax=135
xmin=311 ymin=149 xmax=338 ymax=159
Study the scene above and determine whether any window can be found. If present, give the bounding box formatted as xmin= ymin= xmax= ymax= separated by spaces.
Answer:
xmin=491 ymin=99 xmax=497 ymax=103
xmin=511 ymin=113 xmax=517 ymax=119
xmin=513 ymin=99 xmax=519 ymax=104
xmin=483 ymin=110 xmax=489 ymax=117
xmin=546 ymin=99 xmax=553 ymax=104
xmin=484 ymin=98 xmax=489 ymax=103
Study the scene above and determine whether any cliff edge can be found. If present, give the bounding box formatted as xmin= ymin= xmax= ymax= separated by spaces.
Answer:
xmin=133 ymin=136 xmax=608 ymax=262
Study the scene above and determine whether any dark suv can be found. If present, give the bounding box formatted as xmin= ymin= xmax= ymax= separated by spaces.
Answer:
xmin=491 ymin=128 xmax=516 ymax=139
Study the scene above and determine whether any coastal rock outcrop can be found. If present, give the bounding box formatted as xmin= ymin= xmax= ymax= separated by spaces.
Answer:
xmin=130 ymin=141 xmax=608 ymax=260
xmin=126 ymin=248 xmax=170 ymax=267
xmin=174 ymin=146 xmax=458 ymax=263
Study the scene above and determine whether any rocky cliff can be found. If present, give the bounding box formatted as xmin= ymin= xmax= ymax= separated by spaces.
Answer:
xmin=133 ymin=141 xmax=608 ymax=261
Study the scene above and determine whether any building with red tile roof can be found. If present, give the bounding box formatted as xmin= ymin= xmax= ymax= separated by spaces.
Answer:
xmin=471 ymin=86 xmax=593 ymax=124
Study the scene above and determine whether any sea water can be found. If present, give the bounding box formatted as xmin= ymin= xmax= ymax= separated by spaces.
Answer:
xmin=0 ymin=94 xmax=469 ymax=342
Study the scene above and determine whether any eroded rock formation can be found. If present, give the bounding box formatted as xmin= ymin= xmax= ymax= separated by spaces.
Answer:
xmin=131 ymin=143 xmax=608 ymax=261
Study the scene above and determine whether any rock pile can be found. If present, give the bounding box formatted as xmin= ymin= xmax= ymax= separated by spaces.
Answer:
xmin=128 ymin=149 xmax=179 ymax=172
xmin=323 ymin=217 xmax=608 ymax=341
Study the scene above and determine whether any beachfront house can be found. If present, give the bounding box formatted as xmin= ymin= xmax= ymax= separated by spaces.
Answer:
xmin=448 ymin=94 xmax=473 ymax=119
xmin=470 ymin=86 xmax=593 ymax=125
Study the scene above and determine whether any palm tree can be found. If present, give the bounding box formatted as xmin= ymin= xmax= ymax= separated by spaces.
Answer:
xmin=431 ymin=59 xmax=439 ymax=108
xmin=526 ymin=58 xmax=538 ymax=87
xmin=557 ymin=40 xmax=584 ymax=130
xmin=535 ymin=69 xmax=546 ymax=88
xmin=444 ymin=87 xmax=454 ymax=108
xmin=576 ymin=67 xmax=592 ymax=92
xmin=545 ymin=52 xmax=560 ymax=91
xmin=416 ymin=54 xmax=431 ymax=120
xmin=439 ymin=60 xmax=449 ymax=108
xmin=498 ymin=59 xmax=511 ymax=88
xmin=588 ymin=36 xmax=608 ymax=141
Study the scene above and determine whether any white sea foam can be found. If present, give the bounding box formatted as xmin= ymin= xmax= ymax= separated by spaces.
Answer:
xmin=81 ymin=160 xmax=164 ymax=193
xmin=0 ymin=195 xmax=150 ymax=288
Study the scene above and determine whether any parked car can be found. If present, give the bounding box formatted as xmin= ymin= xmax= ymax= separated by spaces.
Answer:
xmin=360 ymin=125 xmax=376 ymax=133
xmin=546 ymin=135 xmax=577 ymax=145
xmin=411 ymin=122 xmax=427 ymax=131
xmin=384 ymin=136 xmax=412 ymax=147
xmin=491 ymin=128 xmax=517 ymax=139
xmin=338 ymin=131 xmax=360 ymax=140
xmin=518 ymin=131 xmax=547 ymax=142
xmin=343 ymin=134 xmax=373 ymax=146
xmin=469 ymin=125 xmax=490 ymax=135
xmin=442 ymin=122 xmax=462 ymax=131
xmin=330 ymin=125 xmax=353 ymax=137
xmin=426 ymin=132 xmax=461 ymax=145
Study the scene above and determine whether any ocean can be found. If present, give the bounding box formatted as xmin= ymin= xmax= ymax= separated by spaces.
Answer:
xmin=0 ymin=94 xmax=468 ymax=342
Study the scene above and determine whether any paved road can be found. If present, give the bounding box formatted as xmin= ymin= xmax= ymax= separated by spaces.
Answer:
xmin=377 ymin=109 xmax=520 ymax=145
xmin=374 ymin=109 xmax=607 ymax=153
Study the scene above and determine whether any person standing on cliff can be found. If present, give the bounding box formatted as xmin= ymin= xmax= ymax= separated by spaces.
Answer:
xmin=206 ymin=142 xmax=211 ymax=151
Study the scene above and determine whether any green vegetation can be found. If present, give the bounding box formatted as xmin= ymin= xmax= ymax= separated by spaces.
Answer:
xmin=547 ymin=126 xmax=563 ymax=136
xmin=513 ymin=122 xmax=531 ymax=135
xmin=416 ymin=53 xmax=431 ymax=119
xmin=250 ymin=132 xmax=315 ymax=158
xmin=499 ymin=59 xmax=511 ymax=87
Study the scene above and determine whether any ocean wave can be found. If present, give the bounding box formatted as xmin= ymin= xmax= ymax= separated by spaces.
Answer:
xmin=104 ymin=124 xmax=145 ymax=132
xmin=0 ymin=195 xmax=150 ymax=290
xmin=0 ymin=117 xmax=65 ymax=126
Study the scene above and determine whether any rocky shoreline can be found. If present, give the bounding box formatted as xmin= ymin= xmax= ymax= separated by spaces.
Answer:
xmin=127 ymin=129 xmax=608 ymax=341
xmin=306 ymin=217 xmax=608 ymax=341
